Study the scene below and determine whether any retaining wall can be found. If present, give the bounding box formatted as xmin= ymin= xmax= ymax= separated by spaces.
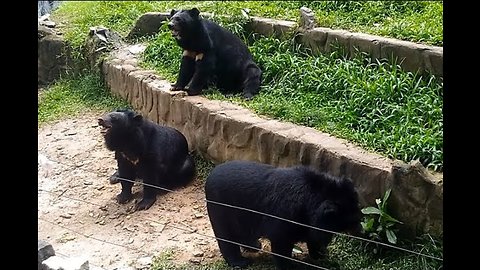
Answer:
xmin=101 ymin=44 xmax=443 ymax=237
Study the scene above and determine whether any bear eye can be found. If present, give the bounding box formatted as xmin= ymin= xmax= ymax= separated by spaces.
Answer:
xmin=110 ymin=115 xmax=120 ymax=123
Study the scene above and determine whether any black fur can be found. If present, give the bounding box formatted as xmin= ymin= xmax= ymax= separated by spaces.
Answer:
xmin=98 ymin=109 xmax=195 ymax=210
xmin=168 ymin=8 xmax=262 ymax=99
xmin=205 ymin=160 xmax=362 ymax=270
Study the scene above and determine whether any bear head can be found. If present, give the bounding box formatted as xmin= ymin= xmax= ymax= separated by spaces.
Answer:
xmin=309 ymin=177 xmax=363 ymax=241
xmin=168 ymin=7 xmax=201 ymax=40
xmin=98 ymin=109 xmax=144 ymax=151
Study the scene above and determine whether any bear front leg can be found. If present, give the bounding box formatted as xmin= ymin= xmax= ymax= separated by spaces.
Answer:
xmin=307 ymin=240 xmax=327 ymax=260
xmin=116 ymin=157 xmax=136 ymax=204
xmin=186 ymin=53 xmax=215 ymax=96
xmin=307 ymin=232 xmax=332 ymax=260
xmin=135 ymin=170 xmax=159 ymax=211
xmin=171 ymin=51 xmax=196 ymax=91
xmin=218 ymin=239 xmax=252 ymax=268
xmin=242 ymin=63 xmax=262 ymax=100
xmin=270 ymin=240 xmax=294 ymax=270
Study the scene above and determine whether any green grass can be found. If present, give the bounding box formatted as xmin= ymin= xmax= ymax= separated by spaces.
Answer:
xmin=38 ymin=72 xmax=130 ymax=126
xmin=51 ymin=1 xmax=442 ymax=52
xmin=141 ymin=21 xmax=443 ymax=172
xmin=151 ymin=234 xmax=443 ymax=270
xmin=193 ymin=153 xmax=216 ymax=183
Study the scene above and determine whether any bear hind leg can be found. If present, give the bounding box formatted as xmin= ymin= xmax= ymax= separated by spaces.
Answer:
xmin=270 ymin=240 xmax=295 ymax=270
xmin=218 ymin=239 xmax=252 ymax=268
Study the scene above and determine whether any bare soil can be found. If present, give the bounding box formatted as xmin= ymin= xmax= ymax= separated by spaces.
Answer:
xmin=38 ymin=112 xmax=222 ymax=269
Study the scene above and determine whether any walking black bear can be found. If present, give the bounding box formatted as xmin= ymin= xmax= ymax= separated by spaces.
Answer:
xmin=205 ymin=160 xmax=362 ymax=269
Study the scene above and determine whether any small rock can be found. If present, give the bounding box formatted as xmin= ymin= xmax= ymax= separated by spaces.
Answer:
xmin=38 ymin=239 xmax=55 ymax=264
xmin=128 ymin=238 xmax=134 ymax=244
xmin=42 ymin=255 xmax=89 ymax=270
xmin=128 ymin=44 xmax=146 ymax=55
xmin=194 ymin=213 xmax=204 ymax=218
xmin=60 ymin=213 xmax=72 ymax=219
xmin=58 ymin=234 xmax=76 ymax=243
xmin=135 ymin=257 xmax=152 ymax=269
xmin=192 ymin=251 xmax=204 ymax=257
xmin=189 ymin=258 xmax=201 ymax=264
xmin=299 ymin=6 xmax=316 ymax=30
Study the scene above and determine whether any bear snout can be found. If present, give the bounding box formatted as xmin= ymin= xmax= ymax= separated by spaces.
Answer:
xmin=167 ymin=21 xmax=174 ymax=30
xmin=98 ymin=118 xmax=106 ymax=126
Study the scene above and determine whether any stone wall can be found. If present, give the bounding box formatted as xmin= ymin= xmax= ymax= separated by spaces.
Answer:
xmin=102 ymin=44 xmax=443 ymax=237
xmin=38 ymin=24 xmax=70 ymax=86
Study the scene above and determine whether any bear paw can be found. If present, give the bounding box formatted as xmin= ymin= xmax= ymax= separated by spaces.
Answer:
xmin=186 ymin=87 xmax=202 ymax=96
xmin=135 ymin=198 xmax=156 ymax=211
xmin=116 ymin=192 xmax=132 ymax=204
xmin=109 ymin=171 xmax=120 ymax=184
xmin=243 ymin=92 xmax=254 ymax=100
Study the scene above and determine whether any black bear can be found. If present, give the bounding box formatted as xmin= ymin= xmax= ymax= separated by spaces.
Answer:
xmin=98 ymin=109 xmax=195 ymax=210
xmin=205 ymin=160 xmax=362 ymax=270
xmin=167 ymin=7 xmax=262 ymax=99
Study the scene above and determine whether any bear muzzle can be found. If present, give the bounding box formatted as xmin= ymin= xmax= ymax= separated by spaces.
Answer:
xmin=98 ymin=118 xmax=112 ymax=136
xmin=167 ymin=21 xmax=181 ymax=39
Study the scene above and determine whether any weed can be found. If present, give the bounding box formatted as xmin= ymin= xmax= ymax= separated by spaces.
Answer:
xmin=361 ymin=189 xmax=403 ymax=245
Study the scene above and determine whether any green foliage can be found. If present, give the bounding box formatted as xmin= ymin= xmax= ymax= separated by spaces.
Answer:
xmin=361 ymin=189 xmax=403 ymax=245
xmin=38 ymin=72 xmax=130 ymax=126
xmin=193 ymin=153 xmax=216 ymax=182
xmin=142 ymin=27 xmax=443 ymax=171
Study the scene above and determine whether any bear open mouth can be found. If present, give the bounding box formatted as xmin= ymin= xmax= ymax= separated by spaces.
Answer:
xmin=98 ymin=119 xmax=111 ymax=136
xmin=171 ymin=29 xmax=180 ymax=39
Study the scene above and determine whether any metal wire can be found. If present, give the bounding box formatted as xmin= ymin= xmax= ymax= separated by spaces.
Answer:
xmin=38 ymin=154 xmax=443 ymax=262
xmin=38 ymin=188 xmax=330 ymax=270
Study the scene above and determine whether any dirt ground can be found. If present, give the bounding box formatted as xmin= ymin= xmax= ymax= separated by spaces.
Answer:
xmin=38 ymin=112 xmax=222 ymax=269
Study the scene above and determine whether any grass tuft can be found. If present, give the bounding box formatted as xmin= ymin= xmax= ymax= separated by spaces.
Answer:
xmin=38 ymin=72 xmax=130 ymax=126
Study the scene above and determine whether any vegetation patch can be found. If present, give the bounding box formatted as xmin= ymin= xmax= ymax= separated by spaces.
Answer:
xmin=38 ymin=72 xmax=130 ymax=126
xmin=141 ymin=20 xmax=443 ymax=171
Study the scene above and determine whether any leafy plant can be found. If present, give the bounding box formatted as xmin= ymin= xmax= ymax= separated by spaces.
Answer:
xmin=361 ymin=189 xmax=403 ymax=244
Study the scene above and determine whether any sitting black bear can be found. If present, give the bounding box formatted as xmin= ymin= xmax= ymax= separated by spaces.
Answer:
xmin=205 ymin=160 xmax=362 ymax=269
xmin=98 ymin=109 xmax=195 ymax=210
xmin=168 ymin=7 xmax=262 ymax=99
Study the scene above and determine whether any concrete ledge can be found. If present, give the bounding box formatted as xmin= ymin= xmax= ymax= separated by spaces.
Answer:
xmin=102 ymin=44 xmax=443 ymax=236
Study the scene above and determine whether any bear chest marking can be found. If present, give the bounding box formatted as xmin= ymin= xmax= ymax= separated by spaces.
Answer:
xmin=120 ymin=152 xmax=139 ymax=165
xmin=183 ymin=50 xmax=204 ymax=61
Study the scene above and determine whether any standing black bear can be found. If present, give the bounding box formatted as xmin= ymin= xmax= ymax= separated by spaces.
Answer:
xmin=205 ymin=160 xmax=362 ymax=270
xmin=168 ymin=7 xmax=262 ymax=99
xmin=98 ymin=109 xmax=195 ymax=210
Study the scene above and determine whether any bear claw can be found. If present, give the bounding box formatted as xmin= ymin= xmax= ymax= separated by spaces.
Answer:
xmin=135 ymin=198 xmax=156 ymax=211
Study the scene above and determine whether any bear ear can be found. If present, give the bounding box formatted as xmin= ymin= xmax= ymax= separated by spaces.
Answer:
xmin=132 ymin=114 xmax=143 ymax=126
xmin=170 ymin=9 xmax=177 ymax=17
xmin=189 ymin=7 xmax=200 ymax=18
